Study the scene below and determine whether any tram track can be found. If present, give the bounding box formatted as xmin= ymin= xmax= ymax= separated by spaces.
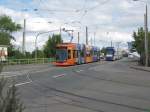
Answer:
xmin=24 ymin=72 xmax=149 ymax=112
xmin=10 ymin=61 xmax=150 ymax=112
xmin=71 ymin=65 xmax=150 ymax=88
xmin=24 ymin=75 xmax=105 ymax=112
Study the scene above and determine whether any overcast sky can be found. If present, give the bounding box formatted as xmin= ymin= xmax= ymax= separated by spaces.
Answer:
xmin=0 ymin=0 xmax=150 ymax=51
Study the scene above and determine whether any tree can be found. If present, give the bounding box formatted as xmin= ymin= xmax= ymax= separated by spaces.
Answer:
xmin=0 ymin=17 xmax=24 ymax=109
xmin=101 ymin=47 xmax=106 ymax=55
xmin=132 ymin=28 xmax=144 ymax=54
xmin=11 ymin=49 xmax=25 ymax=59
xmin=132 ymin=27 xmax=150 ymax=65
xmin=0 ymin=15 xmax=21 ymax=45
xmin=0 ymin=15 xmax=22 ymax=58
xmin=25 ymin=52 xmax=32 ymax=59
xmin=32 ymin=49 xmax=45 ymax=58
xmin=0 ymin=15 xmax=21 ymax=33
xmin=43 ymin=34 xmax=63 ymax=58
xmin=0 ymin=32 xmax=11 ymax=45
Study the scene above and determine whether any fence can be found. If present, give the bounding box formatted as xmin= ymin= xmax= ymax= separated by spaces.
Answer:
xmin=0 ymin=58 xmax=56 ymax=65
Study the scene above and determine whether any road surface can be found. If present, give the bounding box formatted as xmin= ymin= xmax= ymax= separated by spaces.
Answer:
xmin=1 ymin=58 xmax=150 ymax=112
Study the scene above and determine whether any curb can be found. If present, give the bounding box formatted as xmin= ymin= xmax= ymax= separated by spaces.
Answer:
xmin=130 ymin=66 xmax=150 ymax=72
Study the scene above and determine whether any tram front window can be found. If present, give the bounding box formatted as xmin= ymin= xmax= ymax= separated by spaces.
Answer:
xmin=56 ymin=49 xmax=67 ymax=62
xmin=107 ymin=50 xmax=114 ymax=55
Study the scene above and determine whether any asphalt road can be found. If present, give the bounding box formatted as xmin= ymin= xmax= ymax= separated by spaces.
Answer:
xmin=1 ymin=58 xmax=150 ymax=112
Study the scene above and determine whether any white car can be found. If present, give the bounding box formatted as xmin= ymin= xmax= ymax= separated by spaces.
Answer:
xmin=128 ymin=52 xmax=140 ymax=60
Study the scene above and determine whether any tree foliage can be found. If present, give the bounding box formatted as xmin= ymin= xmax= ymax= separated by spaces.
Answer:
xmin=44 ymin=34 xmax=63 ymax=58
xmin=0 ymin=15 xmax=22 ymax=59
xmin=0 ymin=32 xmax=11 ymax=45
xmin=9 ymin=49 xmax=26 ymax=59
xmin=132 ymin=28 xmax=145 ymax=54
xmin=0 ymin=15 xmax=21 ymax=33
xmin=101 ymin=47 xmax=107 ymax=55
xmin=0 ymin=15 xmax=21 ymax=45
xmin=132 ymin=27 xmax=150 ymax=65
xmin=32 ymin=49 xmax=45 ymax=58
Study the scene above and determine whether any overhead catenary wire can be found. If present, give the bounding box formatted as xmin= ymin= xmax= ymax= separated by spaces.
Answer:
xmin=29 ymin=0 xmax=111 ymax=29
xmin=77 ymin=0 xmax=110 ymax=22
xmin=31 ymin=0 xmax=110 ymax=19
xmin=18 ymin=0 xmax=112 ymax=41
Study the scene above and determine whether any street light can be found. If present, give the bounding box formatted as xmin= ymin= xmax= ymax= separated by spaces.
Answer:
xmin=21 ymin=8 xmax=52 ymax=55
xmin=133 ymin=0 xmax=149 ymax=66
xmin=35 ymin=28 xmax=74 ymax=59
xmin=35 ymin=30 xmax=59 ymax=59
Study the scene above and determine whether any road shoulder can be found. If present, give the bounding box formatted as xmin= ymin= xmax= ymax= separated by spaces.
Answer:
xmin=129 ymin=61 xmax=150 ymax=72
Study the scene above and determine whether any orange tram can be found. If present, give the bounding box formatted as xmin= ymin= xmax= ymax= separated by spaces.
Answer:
xmin=53 ymin=43 xmax=100 ymax=66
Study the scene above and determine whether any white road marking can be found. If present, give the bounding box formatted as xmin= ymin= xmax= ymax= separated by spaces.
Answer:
xmin=1 ymin=70 xmax=30 ymax=74
xmin=0 ymin=70 xmax=29 ymax=78
xmin=52 ymin=74 xmax=66 ymax=78
xmin=0 ymin=67 xmax=55 ymax=78
xmin=76 ymin=70 xmax=84 ymax=73
xmin=0 ymin=74 xmax=25 ymax=78
xmin=13 ymin=81 xmax=32 ymax=87
xmin=33 ymin=68 xmax=55 ymax=73
xmin=9 ymin=73 xmax=33 ymax=87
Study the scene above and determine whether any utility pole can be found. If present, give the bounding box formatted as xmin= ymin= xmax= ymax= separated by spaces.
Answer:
xmin=144 ymin=5 xmax=149 ymax=66
xmin=111 ymin=41 xmax=113 ymax=47
xmin=86 ymin=26 xmax=88 ymax=45
xmin=133 ymin=0 xmax=149 ymax=66
xmin=78 ymin=32 xmax=80 ymax=44
xmin=94 ymin=32 xmax=96 ymax=46
xmin=107 ymin=32 xmax=112 ymax=47
xmin=60 ymin=27 xmax=61 ymax=37
xmin=91 ymin=38 xmax=93 ymax=45
xmin=22 ymin=19 xmax=26 ymax=54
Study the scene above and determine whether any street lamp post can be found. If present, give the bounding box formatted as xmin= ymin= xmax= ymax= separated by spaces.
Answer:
xmin=35 ymin=28 xmax=74 ymax=60
xmin=35 ymin=30 xmax=59 ymax=60
xmin=22 ymin=19 xmax=26 ymax=55
xmin=144 ymin=5 xmax=149 ymax=66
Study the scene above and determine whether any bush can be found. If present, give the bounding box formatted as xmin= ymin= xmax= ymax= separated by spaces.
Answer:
xmin=0 ymin=63 xmax=3 ymax=73
xmin=0 ymin=78 xmax=25 ymax=112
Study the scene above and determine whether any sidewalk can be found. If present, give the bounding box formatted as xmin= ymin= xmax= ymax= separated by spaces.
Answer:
xmin=130 ymin=62 xmax=150 ymax=72
xmin=1 ymin=63 xmax=53 ymax=72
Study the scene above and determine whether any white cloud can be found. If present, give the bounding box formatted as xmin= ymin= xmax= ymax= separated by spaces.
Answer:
xmin=1 ymin=0 xmax=150 ymax=51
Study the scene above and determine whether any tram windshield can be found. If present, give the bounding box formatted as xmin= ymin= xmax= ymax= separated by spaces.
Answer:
xmin=106 ymin=50 xmax=114 ymax=55
xmin=56 ymin=49 xmax=67 ymax=62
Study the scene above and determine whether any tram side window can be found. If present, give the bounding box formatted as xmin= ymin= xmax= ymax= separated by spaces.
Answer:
xmin=76 ymin=50 xmax=79 ymax=58
xmin=73 ymin=50 xmax=77 ymax=58
xmin=90 ymin=50 xmax=93 ymax=56
xmin=94 ymin=51 xmax=97 ymax=56
xmin=76 ymin=50 xmax=78 ymax=58
xmin=81 ymin=51 xmax=84 ymax=57
xmin=86 ymin=51 xmax=90 ymax=57
xmin=68 ymin=50 xmax=71 ymax=59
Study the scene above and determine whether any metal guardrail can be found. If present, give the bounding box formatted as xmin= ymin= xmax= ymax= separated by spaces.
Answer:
xmin=0 ymin=58 xmax=55 ymax=65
